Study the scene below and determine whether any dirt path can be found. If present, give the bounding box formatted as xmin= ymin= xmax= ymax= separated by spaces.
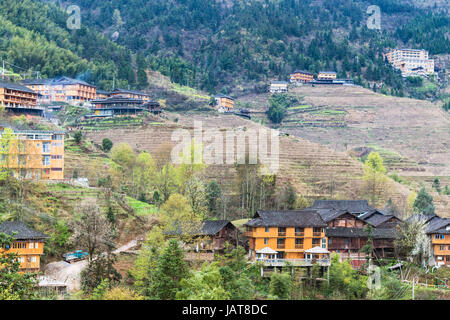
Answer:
xmin=41 ymin=239 xmax=140 ymax=293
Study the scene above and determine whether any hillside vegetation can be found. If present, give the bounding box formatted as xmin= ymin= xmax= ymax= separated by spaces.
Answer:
xmin=58 ymin=0 xmax=449 ymax=96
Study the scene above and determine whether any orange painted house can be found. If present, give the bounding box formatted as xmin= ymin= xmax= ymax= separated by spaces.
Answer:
xmin=289 ymin=70 xmax=314 ymax=84
xmin=0 ymin=221 xmax=49 ymax=273
xmin=426 ymin=216 xmax=450 ymax=267
xmin=245 ymin=210 xmax=329 ymax=266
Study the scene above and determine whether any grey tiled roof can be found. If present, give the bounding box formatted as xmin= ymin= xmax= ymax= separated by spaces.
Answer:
xmin=245 ymin=210 xmax=327 ymax=228
xmin=165 ymin=220 xmax=235 ymax=236
xmin=0 ymin=81 xmax=36 ymax=94
xmin=0 ymin=221 xmax=49 ymax=240
xmin=326 ymin=227 xmax=398 ymax=239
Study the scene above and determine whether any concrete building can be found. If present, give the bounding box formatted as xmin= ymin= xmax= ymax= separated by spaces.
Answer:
xmin=0 ymin=126 xmax=65 ymax=180
xmin=269 ymin=81 xmax=288 ymax=93
xmin=384 ymin=49 xmax=434 ymax=77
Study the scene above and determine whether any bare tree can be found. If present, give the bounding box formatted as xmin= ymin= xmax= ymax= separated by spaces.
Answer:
xmin=70 ymin=199 xmax=115 ymax=263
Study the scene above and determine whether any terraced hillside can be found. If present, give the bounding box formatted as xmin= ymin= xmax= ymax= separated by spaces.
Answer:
xmin=85 ymin=112 xmax=418 ymax=217
xmin=241 ymin=85 xmax=450 ymax=176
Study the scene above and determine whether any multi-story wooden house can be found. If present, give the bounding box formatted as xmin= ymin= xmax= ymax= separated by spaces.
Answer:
xmin=317 ymin=71 xmax=337 ymax=80
xmin=214 ymin=95 xmax=235 ymax=113
xmin=0 ymin=126 xmax=65 ymax=180
xmin=289 ymin=70 xmax=314 ymax=84
xmin=22 ymin=77 xmax=97 ymax=105
xmin=110 ymin=88 xmax=152 ymax=102
xmin=167 ymin=220 xmax=239 ymax=261
xmin=409 ymin=214 xmax=450 ymax=267
xmin=0 ymin=81 xmax=41 ymax=115
xmin=245 ymin=210 xmax=330 ymax=267
xmin=0 ymin=221 xmax=49 ymax=273
xmin=96 ymin=90 xmax=111 ymax=99
xmin=309 ymin=200 xmax=401 ymax=268
xmin=89 ymin=95 xmax=145 ymax=117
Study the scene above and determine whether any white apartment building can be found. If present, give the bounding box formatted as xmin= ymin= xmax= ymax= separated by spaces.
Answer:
xmin=384 ymin=49 xmax=434 ymax=77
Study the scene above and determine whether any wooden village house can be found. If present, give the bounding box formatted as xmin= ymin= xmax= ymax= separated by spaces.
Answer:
xmin=309 ymin=200 xmax=401 ymax=268
xmin=168 ymin=220 xmax=239 ymax=261
xmin=0 ymin=81 xmax=41 ymax=116
xmin=244 ymin=210 xmax=330 ymax=267
xmin=0 ymin=221 xmax=49 ymax=273
xmin=407 ymin=214 xmax=450 ymax=267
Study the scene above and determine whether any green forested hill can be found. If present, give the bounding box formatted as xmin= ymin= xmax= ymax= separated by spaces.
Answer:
xmin=0 ymin=0 xmax=136 ymax=89
xmin=1 ymin=0 xmax=449 ymax=95
xmin=54 ymin=0 xmax=449 ymax=95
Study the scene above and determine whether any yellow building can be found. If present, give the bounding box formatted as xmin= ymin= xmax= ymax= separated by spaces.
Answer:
xmin=214 ymin=95 xmax=234 ymax=112
xmin=245 ymin=210 xmax=329 ymax=266
xmin=289 ymin=70 xmax=314 ymax=84
xmin=384 ymin=49 xmax=434 ymax=77
xmin=110 ymin=88 xmax=152 ymax=102
xmin=22 ymin=77 xmax=97 ymax=105
xmin=0 ymin=221 xmax=49 ymax=273
xmin=0 ymin=127 xmax=65 ymax=180
xmin=318 ymin=71 xmax=337 ymax=80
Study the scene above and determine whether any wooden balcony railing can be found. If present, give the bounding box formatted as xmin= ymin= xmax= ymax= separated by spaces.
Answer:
xmin=277 ymin=244 xmax=285 ymax=249
xmin=278 ymin=232 xmax=286 ymax=236
xmin=295 ymin=244 xmax=304 ymax=249
xmin=313 ymin=232 xmax=322 ymax=237
xmin=255 ymin=258 xmax=331 ymax=267
xmin=295 ymin=232 xmax=304 ymax=237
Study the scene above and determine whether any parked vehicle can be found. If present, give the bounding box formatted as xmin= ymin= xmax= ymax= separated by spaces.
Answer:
xmin=63 ymin=250 xmax=88 ymax=263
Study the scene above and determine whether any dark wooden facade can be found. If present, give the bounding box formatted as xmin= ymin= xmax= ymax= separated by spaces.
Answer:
xmin=325 ymin=213 xmax=397 ymax=268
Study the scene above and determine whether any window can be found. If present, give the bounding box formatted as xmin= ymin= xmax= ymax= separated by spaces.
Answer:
xmin=435 ymin=234 xmax=444 ymax=240
xmin=312 ymin=238 xmax=320 ymax=246
xmin=265 ymin=227 xmax=270 ymax=233
xmin=441 ymin=245 xmax=445 ymax=251
xmin=277 ymin=238 xmax=285 ymax=249
xmin=35 ymin=243 xmax=38 ymax=249
xmin=31 ymin=256 xmax=37 ymax=263
xmin=321 ymin=238 xmax=327 ymax=249
xmin=29 ymin=243 xmax=34 ymax=249
xmin=42 ymin=155 xmax=50 ymax=166
xmin=278 ymin=227 xmax=286 ymax=236
xmin=264 ymin=238 xmax=268 ymax=245
xmin=295 ymin=227 xmax=304 ymax=235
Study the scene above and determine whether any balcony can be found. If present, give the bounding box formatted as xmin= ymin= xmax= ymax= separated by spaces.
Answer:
xmin=313 ymin=232 xmax=322 ymax=237
xmin=278 ymin=232 xmax=286 ymax=237
xmin=277 ymin=244 xmax=285 ymax=249
xmin=244 ymin=231 xmax=253 ymax=237
xmin=295 ymin=244 xmax=304 ymax=249
xmin=255 ymin=258 xmax=330 ymax=267
xmin=295 ymin=232 xmax=304 ymax=237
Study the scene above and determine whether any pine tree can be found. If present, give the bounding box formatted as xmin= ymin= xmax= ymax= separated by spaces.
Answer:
xmin=150 ymin=239 xmax=188 ymax=300
xmin=413 ymin=187 xmax=435 ymax=215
